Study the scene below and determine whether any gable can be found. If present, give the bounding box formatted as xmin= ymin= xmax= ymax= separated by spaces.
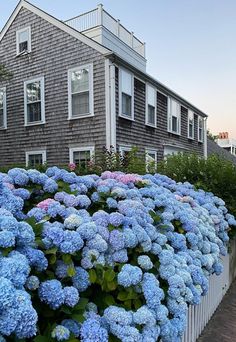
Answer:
xmin=0 ymin=0 xmax=111 ymax=55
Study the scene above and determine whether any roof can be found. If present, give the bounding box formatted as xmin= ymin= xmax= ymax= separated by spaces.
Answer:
xmin=0 ymin=0 xmax=111 ymax=55
xmin=207 ymin=138 xmax=236 ymax=165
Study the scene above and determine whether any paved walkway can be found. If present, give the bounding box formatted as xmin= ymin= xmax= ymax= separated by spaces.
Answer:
xmin=198 ymin=278 xmax=236 ymax=342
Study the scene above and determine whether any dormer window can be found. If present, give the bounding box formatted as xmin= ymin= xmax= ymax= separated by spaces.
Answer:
xmin=16 ymin=27 xmax=31 ymax=55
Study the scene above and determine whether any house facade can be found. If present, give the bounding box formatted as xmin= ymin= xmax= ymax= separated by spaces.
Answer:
xmin=217 ymin=132 xmax=236 ymax=157
xmin=0 ymin=1 xmax=208 ymax=168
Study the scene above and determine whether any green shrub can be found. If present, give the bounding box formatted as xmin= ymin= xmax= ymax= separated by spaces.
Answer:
xmin=158 ymin=153 xmax=236 ymax=235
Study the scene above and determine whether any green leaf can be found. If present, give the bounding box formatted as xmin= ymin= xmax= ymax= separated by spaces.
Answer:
xmin=104 ymin=269 xmax=116 ymax=282
xmin=34 ymin=336 xmax=51 ymax=342
xmin=67 ymin=265 xmax=76 ymax=277
xmin=61 ymin=305 xmax=72 ymax=314
xmin=104 ymin=294 xmax=116 ymax=306
xmin=45 ymin=247 xmax=58 ymax=255
xmin=49 ymin=254 xmax=57 ymax=265
xmin=89 ymin=269 xmax=97 ymax=283
xmin=71 ymin=313 xmax=85 ymax=323
xmin=74 ymin=297 xmax=89 ymax=311
xmin=117 ymin=291 xmax=128 ymax=301
xmin=62 ymin=254 xmax=72 ymax=264
xmin=107 ymin=281 xmax=117 ymax=291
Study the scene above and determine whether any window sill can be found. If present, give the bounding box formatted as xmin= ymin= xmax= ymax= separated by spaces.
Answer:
xmin=16 ymin=51 xmax=32 ymax=57
xmin=0 ymin=127 xmax=7 ymax=130
xmin=68 ymin=113 xmax=94 ymax=120
xmin=168 ymin=130 xmax=181 ymax=136
xmin=146 ymin=123 xmax=156 ymax=128
xmin=188 ymin=136 xmax=194 ymax=140
xmin=118 ymin=114 xmax=134 ymax=121
xmin=198 ymin=140 xmax=203 ymax=143
xmin=25 ymin=121 xmax=45 ymax=127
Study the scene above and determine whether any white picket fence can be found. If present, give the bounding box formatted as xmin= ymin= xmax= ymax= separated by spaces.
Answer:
xmin=182 ymin=238 xmax=236 ymax=342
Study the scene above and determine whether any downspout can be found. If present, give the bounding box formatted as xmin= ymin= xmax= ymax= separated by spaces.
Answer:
xmin=203 ymin=117 xmax=208 ymax=159
xmin=105 ymin=58 xmax=116 ymax=151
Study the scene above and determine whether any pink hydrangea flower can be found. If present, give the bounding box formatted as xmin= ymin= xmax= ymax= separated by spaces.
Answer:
xmin=68 ymin=163 xmax=76 ymax=171
xmin=101 ymin=171 xmax=142 ymax=184
xmin=37 ymin=198 xmax=55 ymax=211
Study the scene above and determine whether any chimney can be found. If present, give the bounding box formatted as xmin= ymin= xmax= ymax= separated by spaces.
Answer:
xmin=218 ymin=132 xmax=229 ymax=139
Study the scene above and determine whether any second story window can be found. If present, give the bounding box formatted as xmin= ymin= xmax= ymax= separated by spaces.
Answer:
xmin=119 ymin=68 xmax=134 ymax=120
xmin=168 ymin=98 xmax=181 ymax=135
xmin=188 ymin=110 xmax=194 ymax=139
xmin=146 ymin=84 xmax=157 ymax=127
xmin=16 ymin=27 xmax=31 ymax=55
xmin=0 ymin=87 xmax=7 ymax=129
xmin=68 ymin=64 xmax=94 ymax=119
xmin=24 ymin=77 xmax=45 ymax=126
xmin=198 ymin=116 xmax=204 ymax=142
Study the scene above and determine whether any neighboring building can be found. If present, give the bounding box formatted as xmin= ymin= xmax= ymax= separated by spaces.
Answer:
xmin=0 ymin=1 xmax=208 ymax=168
xmin=208 ymin=138 xmax=236 ymax=165
xmin=217 ymin=132 xmax=236 ymax=157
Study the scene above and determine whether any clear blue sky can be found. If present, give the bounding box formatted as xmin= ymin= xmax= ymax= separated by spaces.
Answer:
xmin=1 ymin=0 xmax=236 ymax=137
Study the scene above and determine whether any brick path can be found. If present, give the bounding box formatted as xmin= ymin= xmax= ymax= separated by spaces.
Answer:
xmin=198 ymin=278 xmax=236 ymax=342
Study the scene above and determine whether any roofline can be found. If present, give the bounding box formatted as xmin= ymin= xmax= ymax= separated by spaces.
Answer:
xmin=105 ymin=53 xmax=208 ymax=118
xmin=0 ymin=0 xmax=111 ymax=55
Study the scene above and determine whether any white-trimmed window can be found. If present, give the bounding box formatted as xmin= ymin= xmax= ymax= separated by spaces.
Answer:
xmin=24 ymin=77 xmax=45 ymax=126
xmin=68 ymin=64 xmax=94 ymax=119
xmin=146 ymin=149 xmax=157 ymax=172
xmin=146 ymin=84 xmax=157 ymax=127
xmin=26 ymin=150 xmax=46 ymax=168
xmin=16 ymin=27 xmax=31 ymax=55
xmin=0 ymin=87 xmax=7 ymax=129
xmin=69 ymin=146 xmax=94 ymax=167
xmin=168 ymin=98 xmax=181 ymax=135
xmin=188 ymin=110 xmax=194 ymax=139
xmin=119 ymin=145 xmax=132 ymax=157
xmin=198 ymin=116 xmax=204 ymax=142
xmin=119 ymin=68 xmax=134 ymax=120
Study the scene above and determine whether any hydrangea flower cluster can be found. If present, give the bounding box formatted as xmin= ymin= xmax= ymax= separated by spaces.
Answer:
xmin=0 ymin=167 xmax=235 ymax=341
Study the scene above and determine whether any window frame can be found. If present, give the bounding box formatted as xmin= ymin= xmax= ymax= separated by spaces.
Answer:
xmin=69 ymin=146 xmax=95 ymax=165
xmin=24 ymin=76 xmax=45 ymax=126
xmin=167 ymin=97 xmax=181 ymax=135
xmin=68 ymin=64 xmax=94 ymax=120
xmin=188 ymin=110 xmax=194 ymax=140
xmin=0 ymin=87 xmax=7 ymax=129
xmin=25 ymin=150 xmax=46 ymax=167
xmin=119 ymin=145 xmax=132 ymax=157
xmin=145 ymin=148 xmax=157 ymax=172
xmin=198 ymin=116 xmax=204 ymax=143
xmin=145 ymin=83 xmax=157 ymax=128
xmin=119 ymin=68 xmax=134 ymax=121
xmin=16 ymin=26 xmax=31 ymax=56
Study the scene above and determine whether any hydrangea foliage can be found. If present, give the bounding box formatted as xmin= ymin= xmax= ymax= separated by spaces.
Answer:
xmin=0 ymin=167 xmax=235 ymax=342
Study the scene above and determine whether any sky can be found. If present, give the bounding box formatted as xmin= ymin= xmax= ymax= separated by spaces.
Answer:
xmin=1 ymin=0 xmax=236 ymax=137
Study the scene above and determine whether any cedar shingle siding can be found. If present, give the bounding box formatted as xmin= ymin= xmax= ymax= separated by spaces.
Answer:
xmin=0 ymin=8 xmax=106 ymax=167
xmin=115 ymin=68 xmax=204 ymax=161
xmin=0 ymin=6 xmax=206 ymax=167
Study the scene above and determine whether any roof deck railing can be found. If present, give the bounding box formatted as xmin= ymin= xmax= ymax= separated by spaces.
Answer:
xmin=65 ymin=4 xmax=146 ymax=58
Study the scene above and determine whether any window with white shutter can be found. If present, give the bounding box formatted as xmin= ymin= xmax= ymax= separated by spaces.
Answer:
xmin=119 ymin=68 xmax=134 ymax=120
xmin=146 ymin=84 xmax=157 ymax=127
xmin=168 ymin=98 xmax=181 ymax=135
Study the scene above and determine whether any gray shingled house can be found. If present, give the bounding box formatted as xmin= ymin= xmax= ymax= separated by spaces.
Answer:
xmin=0 ymin=0 xmax=208 ymax=168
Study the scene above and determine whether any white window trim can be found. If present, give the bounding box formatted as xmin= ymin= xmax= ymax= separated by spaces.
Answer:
xmin=198 ymin=116 xmax=204 ymax=143
xmin=69 ymin=146 xmax=95 ymax=164
xmin=24 ymin=76 xmax=45 ymax=126
xmin=145 ymin=83 xmax=157 ymax=128
xmin=0 ymin=87 xmax=7 ymax=129
xmin=188 ymin=110 xmax=194 ymax=140
xmin=119 ymin=68 xmax=134 ymax=121
xmin=145 ymin=149 xmax=157 ymax=172
xmin=119 ymin=145 xmax=132 ymax=157
xmin=167 ymin=97 xmax=181 ymax=135
xmin=68 ymin=64 xmax=94 ymax=120
xmin=16 ymin=26 xmax=31 ymax=56
xmin=25 ymin=150 xmax=47 ymax=167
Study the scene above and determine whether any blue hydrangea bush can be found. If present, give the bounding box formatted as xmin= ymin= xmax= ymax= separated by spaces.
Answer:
xmin=0 ymin=167 xmax=235 ymax=342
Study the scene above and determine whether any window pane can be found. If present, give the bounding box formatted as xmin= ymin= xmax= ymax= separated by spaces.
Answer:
xmin=189 ymin=123 xmax=193 ymax=138
xmin=19 ymin=29 xmax=29 ymax=43
xmin=122 ymin=93 xmax=132 ymax=117
xmin=147 ymin=86 xmax=156 ymax=106
xmin=19 ymin=41 xmax=28 ymax=53
xmin=0 ymin=89 xmax=4 ymax=108
xmin=0 ymin=109 xmax=3 ymax=127
xmin=172 ymin=116 xmax=177 ymax=132
xmin=199 ymin=128 xmax=203 ymax=141
xmin=148 ymin=105 xmax=155 ymax=125
xmin=72 ymin=92 xmax=89 ymax=116
xmin=71 ymin=69 xmax=89 ymax=93
xmin=73 ymin=150 xmax=91 ymax=168
xmin=27 ymin=82 xmax=41 ymax=103
xmin=121 ymin=70 xmax=132 ymax=96
xmin=27 ymin=102 xmax=41 ymax=122
xmin=28 ymin=154 xmax=43 ymax=168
